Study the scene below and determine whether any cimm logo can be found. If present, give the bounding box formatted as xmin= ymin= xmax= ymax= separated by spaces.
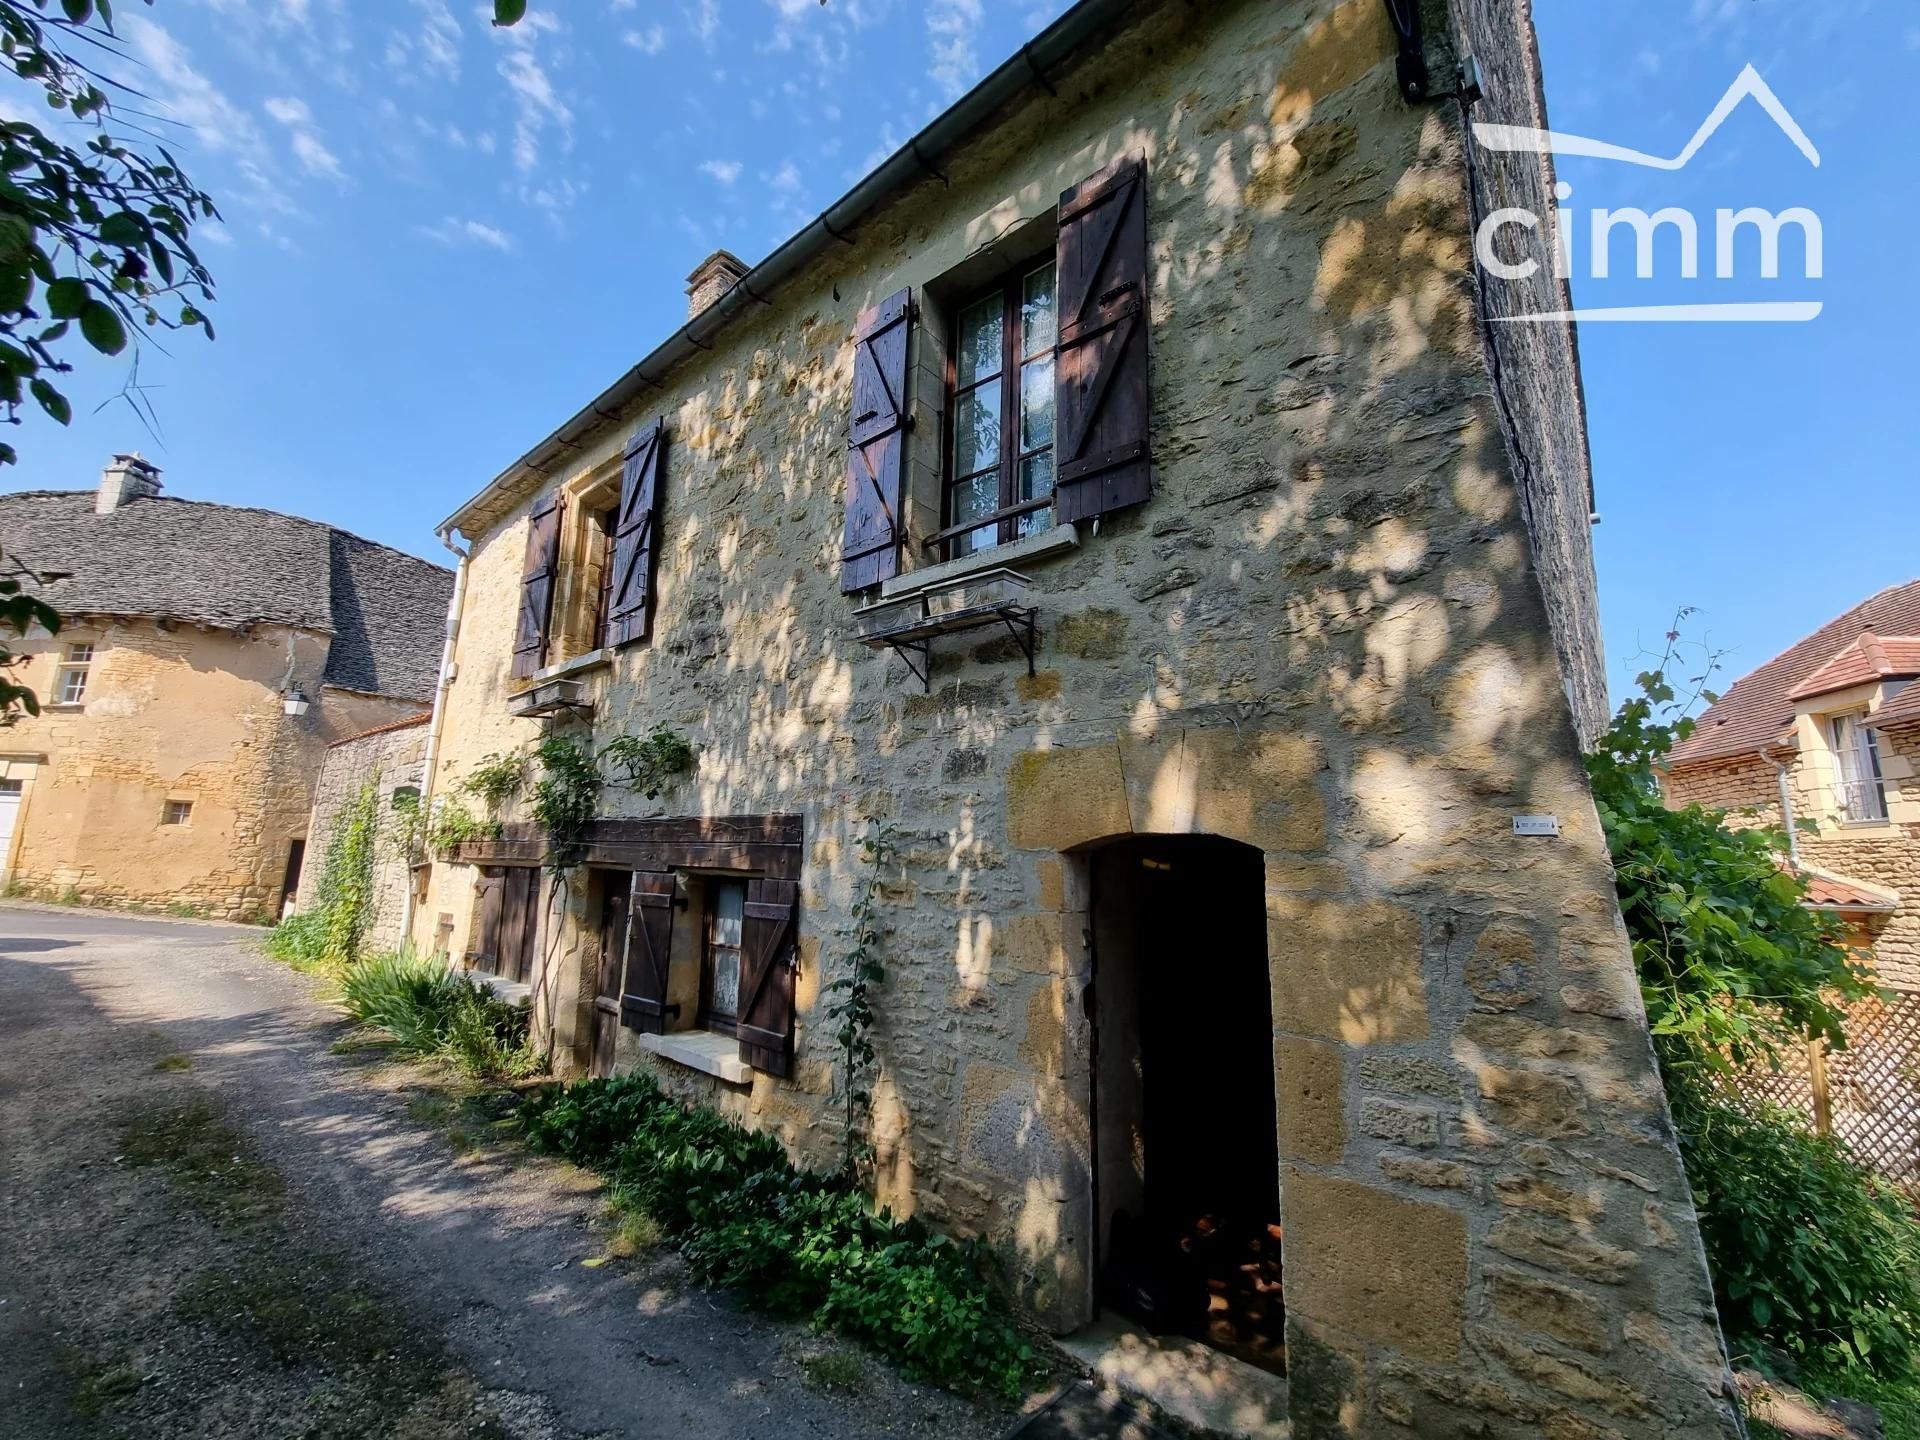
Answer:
xmin=1472 ymin=65 xmax=1823 ymax=323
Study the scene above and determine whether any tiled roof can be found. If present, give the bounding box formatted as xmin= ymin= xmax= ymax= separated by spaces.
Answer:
xmin=1669 ymin=580 xmax=1920 ymax=766
xmin=1785 ymin=632 xmax=1920 ymax=701
xmin=1797 ymin=868 xmax=1899 ymax=912
xmin=327 ymin=712 xmax=432 ymax=749
xmin=1875 ymin=680 xmax=1920 ymax=730
xmin=0 ymin=489 xmax=453 ymax=701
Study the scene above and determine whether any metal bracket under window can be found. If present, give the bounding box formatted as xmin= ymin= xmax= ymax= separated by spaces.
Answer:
xmin=1382 ymin=0 xmax=1430 ymax=102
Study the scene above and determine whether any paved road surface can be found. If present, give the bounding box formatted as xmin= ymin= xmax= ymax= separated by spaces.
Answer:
xmin=0 ymin=904 xmax=1005 ymax=1439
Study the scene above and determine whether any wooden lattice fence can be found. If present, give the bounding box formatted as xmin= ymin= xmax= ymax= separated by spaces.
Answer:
xmin=1735 ymin=990 xmax=1920 ymax=1194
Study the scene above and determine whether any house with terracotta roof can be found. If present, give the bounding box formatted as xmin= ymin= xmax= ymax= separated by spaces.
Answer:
xmin=1664 ymin=579 xmax=1920 ymax=989
xmin=0 ymin=455 xmax=451 ymax=920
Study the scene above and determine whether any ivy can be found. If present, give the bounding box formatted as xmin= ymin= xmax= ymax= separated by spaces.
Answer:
xmin=265 ymin=775 xmax=381 ymax=973
xmin=825 ymin=820 xmax=894 ymax=1180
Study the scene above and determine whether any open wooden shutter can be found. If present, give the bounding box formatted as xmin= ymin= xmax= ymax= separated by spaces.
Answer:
xmin=607 ymin=421 xmax=664 ymax=648
xmin=620 ymin=869 xmax=678 ymax=1034
xmin=736 ymin=878 xmax=799 ymax=1076
xmin=841 ymin=289 xmax=912 ymax=592
xmin=466 ymin=868 xmax=505 ymax=972
xmin=511 ymin=492 xmax=564 ymax=679
xmin=1054 ymin=156 xmax=1152 ymax=525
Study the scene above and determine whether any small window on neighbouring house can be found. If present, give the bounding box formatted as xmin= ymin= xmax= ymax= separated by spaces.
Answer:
xmin=1829 ymin=713 xmax=1888 ymax=823
xmin=943 ymin=260 xmax=1058 ymax=560
xmin=162 ymin=799 xmax=193 ymax=826
xmin=55 ymin=643 xmax=94 ymax=705
xmin=701 ymin=879 xmax=747 ymax=1036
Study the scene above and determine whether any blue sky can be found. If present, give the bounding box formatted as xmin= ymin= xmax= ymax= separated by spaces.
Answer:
xmin=2 ymin=0 xmax=1910 ymax=705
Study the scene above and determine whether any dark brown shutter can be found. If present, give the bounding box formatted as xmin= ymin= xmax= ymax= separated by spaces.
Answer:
xmin=511 ymin=492 xmax=564 ymax=679
xmin=466 ymin=868 xmax=505 ymax=972
xmin=841 ymin=289 xmax=912 ymax=592
xmin=620 ymin=869 xmax=678 ymax=1034
xmin=1054 ymin=156 xmax=1151 ymax=524
xmin=607 ymin=421 xmax=664 ymax=648
xmin=736 ymin=877 xmax=799 ymax=1077
xmin=499 ymin=865 xmax=542 ymax=984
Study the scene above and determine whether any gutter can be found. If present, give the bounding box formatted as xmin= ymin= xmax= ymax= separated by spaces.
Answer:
xmin=405 ymin=525 xmax=472 ymax=946
xmin=437 ymin=0 xmax=1138 ymax=538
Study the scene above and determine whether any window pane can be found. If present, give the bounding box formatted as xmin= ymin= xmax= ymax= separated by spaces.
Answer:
xmin=955 ymin=293 xmax=1003 ymax=388
xmin=1021 ymin=263 xmax=1057 ymax=357
xmin=1020 ymin=357 xmax=1055 ymax=451
xmin=66 ymin=643 xmax=93 ymax=663
xmin=710 ymin=946 xmax=740 ymax=1019
xmin=57 ymin=669 xmax=86 ymax=704
xmin=951 ymin=471 xmax=998 ymax=556
xmin=712 ymin=883 xmax=744 ymax=946
xmin=954 ymin=386 xmax=1001 ymax=477
xmin=1017 ymin=451 xmax=1055 ymax=538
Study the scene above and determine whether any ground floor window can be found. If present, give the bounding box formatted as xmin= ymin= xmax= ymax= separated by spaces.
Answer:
xmin=700 ymin=878 xmax=746 ymax=1035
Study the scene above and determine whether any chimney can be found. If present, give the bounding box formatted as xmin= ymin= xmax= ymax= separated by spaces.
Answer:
xmin=685 ymin=249 xmax=750 ymax=320
xmin=96 ymin=453 xmax=162 ymax=514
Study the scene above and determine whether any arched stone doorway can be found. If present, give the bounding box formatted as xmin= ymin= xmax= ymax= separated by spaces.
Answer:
xmin=1082 ymin=832 xmax=1285 ymax=1376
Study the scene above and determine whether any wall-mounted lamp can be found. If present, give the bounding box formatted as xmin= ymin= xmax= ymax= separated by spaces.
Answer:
xmin=282 ymin=690 xmax=311 ymax=717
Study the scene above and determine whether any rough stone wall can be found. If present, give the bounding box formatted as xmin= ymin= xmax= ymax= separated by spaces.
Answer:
xmin=1662 ymin=756 xmax=1784 ymax=829
xmin=299 ymin=718 xmax=430 ymax=955
xmin=1442 ymin=0 xmax=1607 ymax=744
xmin=417 ymin=1 xmax=1737 ymax=1434
xmin=0 ymin=618 xmax=422 ymax=919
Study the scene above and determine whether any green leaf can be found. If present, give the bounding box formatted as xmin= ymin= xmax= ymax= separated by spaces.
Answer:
xmin=493 ymin=0 xmax=527 ymax=23
xmin=79 ymin=299 xmax=126 ymax=354
xmin=97 ymin=210 xmax=146 ymax=247
xmin=62 ymin=0 xmax=94 ymax=23
xmin=45 ymin=276 xmax=86 ymax=318
xmin=30 ymin=377 xmax=70 ymax=424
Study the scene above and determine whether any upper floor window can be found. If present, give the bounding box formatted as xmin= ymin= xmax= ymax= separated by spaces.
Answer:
xmin=1829 ymin=713 xmax=1888 ymax=823
xmin=590 ymin=503 xmax=618 ymax=652
xmin=162 ymin=799 xmax=193 ymax=826
xmin=55 ymin=643 xmax=93 ymax=705
xmin=944 ymin=260 xmax=1057 ymax=559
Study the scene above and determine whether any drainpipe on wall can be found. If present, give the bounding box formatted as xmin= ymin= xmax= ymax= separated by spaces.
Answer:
xmin=1762 ymin=748 xmax=1802 ymax=868
xmin=403 ymin=526 xmax=471 ymax=952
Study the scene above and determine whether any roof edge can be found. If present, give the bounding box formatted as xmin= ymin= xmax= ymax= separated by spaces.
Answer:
xmin=439 ymin=0 xmax=1138 ymax=538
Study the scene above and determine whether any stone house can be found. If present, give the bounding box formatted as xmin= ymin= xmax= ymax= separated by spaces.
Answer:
xmin=0 ymin=458 xmax=449 ymax=920
xmin=408 ymin=1 xmax=1742 ymax=1434
xmin=1664 ymin=580 xmax=1920 ymax=992
xmin=300 ymin=713 xmax=432 ymax=957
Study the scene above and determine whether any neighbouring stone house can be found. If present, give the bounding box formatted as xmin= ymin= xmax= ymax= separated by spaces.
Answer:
xmin=1664 ymin=581 xmax=1920 ymax=991
xmin=408 ymin=1 xmax=1742 ymax=1434
xmin=0 ymin=457 xmax=448 ymax=920
xmin=301 ymin=713 xmax=433 ymax=957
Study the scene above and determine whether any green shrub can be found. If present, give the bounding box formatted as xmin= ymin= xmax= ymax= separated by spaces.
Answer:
xmin=262 ymin=910 xmax=333 ymax=971
xmin=1671 ymin=1076 xmax=1920 ymax=1374
xmin=519 ymin=1073 xmax=1035 ymax=1397
xmin=340 ymin=949 xmax=540 ymax=1081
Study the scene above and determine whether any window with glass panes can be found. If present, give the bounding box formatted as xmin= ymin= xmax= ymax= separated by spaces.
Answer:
xmin=1830 ymin=713 xmax=1889 ymax=823
xmin=945 ymin=261 xmax=1057 ymax=558
xmin=701 ymin=879 xmax=747 ymax=1035
xmin=55 ymin=643 xmax=93 ymax=705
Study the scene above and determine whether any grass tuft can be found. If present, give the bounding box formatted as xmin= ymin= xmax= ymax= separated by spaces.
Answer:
xmin=118 ymin=1099 xmax=284 ymax=1228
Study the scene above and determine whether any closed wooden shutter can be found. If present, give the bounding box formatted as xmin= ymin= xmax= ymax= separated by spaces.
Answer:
xmin=1054 ymin=156 xmax=1152 ymax=525
xmin=512 ymin=493 xmax=564 ymax=679
xmin=736 ymin=877 xmax=799 ymax=1077
xmin=607 ymin=421 xmax=665 ymax=648
xmin=841 ymin=289 xmax=912 ymax=592
xmin=499 ymin=865 xmax=542 ymax=985
xmin=620 ymin=869 xmax=678 ymax=1034
xmin=466 ymin=868 xmax=506 ymax=972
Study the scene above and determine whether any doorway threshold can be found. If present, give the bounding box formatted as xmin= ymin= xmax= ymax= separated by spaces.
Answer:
xmin=1058 ymin=1316 xmax=1291 ymax=1440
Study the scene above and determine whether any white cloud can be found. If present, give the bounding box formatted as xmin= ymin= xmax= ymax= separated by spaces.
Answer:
xmin=492 ymin=18 xmax=573 ymax=177
xmin=263 ymin=96 xmax=312 ymax=125
xmin=263 ymin=93 xmax=346 ymax=182
xmin=701 ymin=158 xmax=742 ymax=184
xmin=691 ymin=0 xmax=720 ymax=45
xmin=387 ymin=0 xmax=462 ymax=81
xmin=417 ymin=216 xmax=515 ymax=251
xmin=927 ymin=0 xmax=982 ymax=100
xmin=768 ymin=160 xmax=802 ymax=193
xmin=623 ymin=24 xmax=666 ymax=53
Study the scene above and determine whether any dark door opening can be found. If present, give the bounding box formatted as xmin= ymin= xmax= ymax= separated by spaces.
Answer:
xmin=1090 ymin=835 xmax=1284 ymax=1375
xmin=279 ymin=838 xmax=306 ymax=918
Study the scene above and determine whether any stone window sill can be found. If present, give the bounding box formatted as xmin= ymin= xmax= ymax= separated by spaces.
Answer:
xmin=640 ymin=1029 xmax=751 ymax=1085
xmin=536 ymin=648 xmax=611 ymax=682
xmin=880 ymin=521 xmax=1079 ymax=602
xmin=43 ymin=703 xmax=84 ymax=714
xmin=466 ymin=972 xmax=532 ymax=1008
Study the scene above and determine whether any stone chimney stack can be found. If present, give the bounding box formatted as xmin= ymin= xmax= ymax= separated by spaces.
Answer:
xmin=96 ymin=453 xmax=163 ymax=514
xmin=686 ymin=249 xmax=750 ymax=320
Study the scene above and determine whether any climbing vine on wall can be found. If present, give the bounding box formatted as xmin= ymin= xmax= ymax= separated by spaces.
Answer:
xmin=530 ymin=734 xmax=603 ymax=871
xmin=600 ymin=725 xmax=697 ymax=800
xmin=825 ymin=819 xmax=895 ymax=1180
xmin=265 ymin=774 xmax=382 ymax=972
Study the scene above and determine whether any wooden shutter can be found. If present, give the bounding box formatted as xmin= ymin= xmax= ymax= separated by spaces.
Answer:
xmin=512 ymin=492 xmax=564 ymax=679
xmin=736 ymin=877 xmax=799 ymax=1077
xmin=499 ymin=866 xmax=542 ymax=985
xmin=620 ymin=869 xmax=678 ymax=1034
xmin=841 ymin=289 xmax=912 ymax=593
xmin=607 ymin=422 xmax=665 ymax=648
xmin=466 ymin=868 xmax=506 ymax=972
xmin=1054 ymin=156 xmax=1152 ymax=525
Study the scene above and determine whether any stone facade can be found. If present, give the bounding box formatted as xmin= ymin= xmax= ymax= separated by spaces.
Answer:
xmin=1666 ymin=708 xmax=1920 ymax=993
xmin=0 ymin=618 xmax=423 ymax=920
xmin=299 ymin=715 xmax=431 ymax=954
xmin=411 ymin=2 xmax=1739 ymax=1435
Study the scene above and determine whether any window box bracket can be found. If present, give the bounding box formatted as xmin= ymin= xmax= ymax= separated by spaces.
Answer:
xmin=857 ymin=569 xmax=1037 ymax=693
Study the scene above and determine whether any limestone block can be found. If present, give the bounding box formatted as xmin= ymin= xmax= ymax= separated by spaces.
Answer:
xmin=1486 ymin=1216 xmax=1638 ymax=1285
xmin=1275 ymin=1036 xmax=1346 ymax=1163
xmin=1467 ymin=924 xmax=1540 ymax=1011
xmin=1478 ymin=1065 xmax=1591 ymax=1139
xmin=1283 ymin=1170 xmax=1466 ymax=1363
xmin=1270 ymin=896 xmax=1428 ymax=1045
xmin=1006 ymin=744 xmax=1130 ymax=851
xmin=1360 ymin=1096 xmax=1441 ymax=1149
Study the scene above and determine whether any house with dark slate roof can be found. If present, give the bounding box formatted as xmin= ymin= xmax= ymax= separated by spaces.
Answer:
xmin=0 ymin=455 xmax=452 ymax=919
xmin=1665 ymin=579 xmax=1920 ymax=991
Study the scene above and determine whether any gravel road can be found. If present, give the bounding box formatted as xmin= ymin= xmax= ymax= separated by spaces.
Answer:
xmin=0 ymin=904 xmax=1013 ymax=1440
